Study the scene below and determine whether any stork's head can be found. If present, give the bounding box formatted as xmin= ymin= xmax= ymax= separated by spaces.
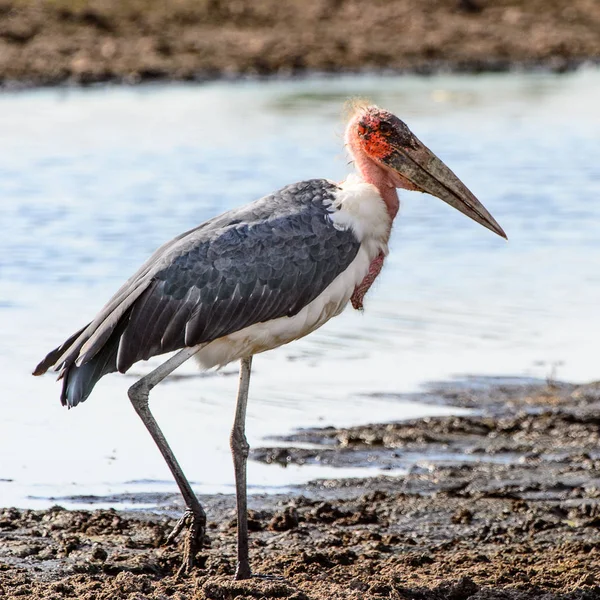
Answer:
xmin=346 ymin=104 xmax=506 ymax=239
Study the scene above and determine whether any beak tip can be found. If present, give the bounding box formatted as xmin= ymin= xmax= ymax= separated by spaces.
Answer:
xmin=493 ymin=224 xmax=508 ymax=240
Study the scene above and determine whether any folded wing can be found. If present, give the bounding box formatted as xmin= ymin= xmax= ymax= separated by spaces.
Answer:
xmin=34 ymin=180 xmax=360 ymax=407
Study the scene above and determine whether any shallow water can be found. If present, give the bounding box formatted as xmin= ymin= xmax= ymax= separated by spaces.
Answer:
xmin=1 ymin=69 xmax=599 ymax=508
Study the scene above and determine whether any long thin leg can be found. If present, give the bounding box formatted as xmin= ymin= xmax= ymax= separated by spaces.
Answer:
xmin=230 ymin=356 xmax=253 ymax=580
xmin=127 ymin=345 xmax=206 ymax=576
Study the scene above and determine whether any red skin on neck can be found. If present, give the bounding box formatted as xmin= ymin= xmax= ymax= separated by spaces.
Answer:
xmin=347 ymin=127 xmax=400 ymax=220
xmin=346 ymin=116 xmax=416 ymax=309
xmin=350 ymin=251 xmax=385 ymax=310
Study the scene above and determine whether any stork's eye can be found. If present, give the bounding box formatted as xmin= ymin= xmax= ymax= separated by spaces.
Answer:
xmin=378 ymin=121 xmax=394 ymax=135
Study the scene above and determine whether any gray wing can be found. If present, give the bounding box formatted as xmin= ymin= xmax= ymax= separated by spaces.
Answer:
xmin=34 ymin=179 xmax=360 ymax=406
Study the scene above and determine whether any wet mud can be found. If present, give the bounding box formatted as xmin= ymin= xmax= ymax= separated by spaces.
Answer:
xmin=1 ymin=378 xmax=599 ymax=598
xmin=1 ymin=0 xmax=600 ymax=87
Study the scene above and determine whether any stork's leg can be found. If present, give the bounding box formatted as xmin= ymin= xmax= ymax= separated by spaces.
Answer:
xmin=127 ymin=345 xmax=206 ymax=576
xmin=230 ymin=356 xmax=253 ymax=580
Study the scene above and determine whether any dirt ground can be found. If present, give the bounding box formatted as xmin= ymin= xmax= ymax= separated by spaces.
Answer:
xmin=1 ymin=379 xmax=599 ymax=599
xmin=0 ymin=0 xmax=599 ymax=87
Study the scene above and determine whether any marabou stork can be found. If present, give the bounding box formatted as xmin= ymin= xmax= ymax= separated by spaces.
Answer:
xmin=34 ymin=104 xmax=506 ymax=579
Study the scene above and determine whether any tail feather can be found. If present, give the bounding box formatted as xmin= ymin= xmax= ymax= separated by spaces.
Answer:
xmin=60 ymin=318 xmax=129 ymax=407
xmin=33 ymin=325 xmax=88 ymax=376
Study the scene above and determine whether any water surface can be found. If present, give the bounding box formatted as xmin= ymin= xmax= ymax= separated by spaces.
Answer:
xmin=1 ymin=69 xmax=599 ymax=508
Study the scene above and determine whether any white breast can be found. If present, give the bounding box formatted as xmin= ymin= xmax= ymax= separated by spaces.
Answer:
xmin=195 ymin=177 xmax=391 ymax=370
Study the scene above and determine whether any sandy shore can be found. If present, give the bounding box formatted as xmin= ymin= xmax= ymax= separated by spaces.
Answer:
xmin=1 ymin=379 xmax=599 ymax=598
xmin=0 ymin=0 xmax=599 ymax=87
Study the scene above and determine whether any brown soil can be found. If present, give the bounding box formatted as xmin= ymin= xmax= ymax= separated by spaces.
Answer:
xmin=1 ymin=379 xmax=599 ymax=598
xmin=1 ymin=0 xmax=599 ymax=87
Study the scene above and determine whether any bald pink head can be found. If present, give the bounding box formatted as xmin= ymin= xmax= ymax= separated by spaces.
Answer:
xmin=344 ymin=104 xmax=507 ymax=239
xmin=345 ymin=106 xmax=412 ymax=219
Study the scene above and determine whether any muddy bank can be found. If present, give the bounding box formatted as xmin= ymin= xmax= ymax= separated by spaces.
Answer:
xmin=1 ymin=379 xmax=599 ymax=598
xmin=253 ymin=378 xmax=600 ymax=477
xmin=1 ymin=0 xmax=600 ymax=87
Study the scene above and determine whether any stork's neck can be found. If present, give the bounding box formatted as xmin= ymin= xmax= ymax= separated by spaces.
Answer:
xmin=350 ymin=142 xmax=399 ymax=220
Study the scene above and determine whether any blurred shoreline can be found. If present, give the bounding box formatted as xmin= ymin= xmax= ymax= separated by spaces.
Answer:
xmin=1 ymin=0 xmax=599 ymax=88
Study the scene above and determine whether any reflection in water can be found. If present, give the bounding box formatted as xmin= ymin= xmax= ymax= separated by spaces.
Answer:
xmin=1 ymin=68 xmax=599 ymax=508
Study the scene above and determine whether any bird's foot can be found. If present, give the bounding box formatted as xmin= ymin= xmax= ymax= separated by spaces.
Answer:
xmin=165 ymin=508 xmax=206 ymax=577
xmin=235 ymin=561 xmax=284 ymax=581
